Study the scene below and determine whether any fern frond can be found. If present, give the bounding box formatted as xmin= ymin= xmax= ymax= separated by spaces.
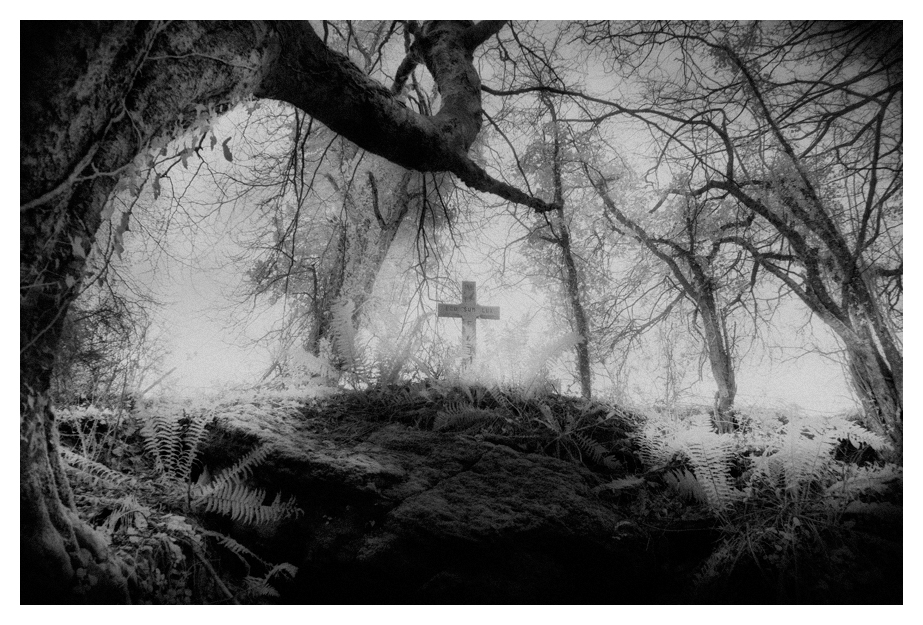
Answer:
xmin=177 ymin=416 xmax=209 ymax=484
xmin=201 ymin=530 xmax=270 ymax=570
xmin=102 ymin=494 xmax=151 ymax=534
xmin=141 ymin=409 xmax=211 ymax=481
xmin=273 ymin=491 xmax=303 ymax=516
xmin=244 ymin=575 xmax=281 ymax=598
xmin=265 ymin=562 xmax=298 ymax=580
xmin=664 ymin=467 xmax=707 ymax=504
xmin=142 ymin=412 xmax=183 ymax=475
xmin=634 ymin=415 xmax=685 ymax=469
xmin=198 ymin=445 xmax=273 ymax=495
xmin=675 ymin=427 xmax=742 ymax=511
xmin=751 ymin=417 xmax=843 ymax=495
xmin=433 ymin=405 xmax=497 ymax=431
xmin=196 ymin=481 xmax=268 ymax=524
xmin=61 ymin=448 xmax=133 ymax=486
xmin=243 ymin=562 xmax=298 ymax=599
xmin=683 ymin=437 xmax=741 ymax=511
xmin=570 ymin=431 xmax=621 ymax=470
xmin=194 ymin=481 xmax=302 ymax=526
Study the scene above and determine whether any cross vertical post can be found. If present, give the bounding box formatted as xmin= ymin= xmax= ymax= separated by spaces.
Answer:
xmin=437 ymin=280 xmax=500 ymax=365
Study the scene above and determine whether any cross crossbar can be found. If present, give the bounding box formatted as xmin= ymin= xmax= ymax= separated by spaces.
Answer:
xmin=437 ymin=281 xmax=500 ymax=362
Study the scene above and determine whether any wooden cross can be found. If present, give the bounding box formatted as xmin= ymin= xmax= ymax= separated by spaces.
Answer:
xmin=437 ymin=281 xmax=500 ymax=363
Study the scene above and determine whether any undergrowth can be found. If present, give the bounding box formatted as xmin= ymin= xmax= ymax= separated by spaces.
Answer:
xmin=300 ymin=378 xmax=643 ymax=473
xmin=58 ymin=396 xmax=304 ymax=604
xmin=56 ymin=376 xmax=901 ymax=604
xmin=632 ymin=405 xmax=902 ymax=602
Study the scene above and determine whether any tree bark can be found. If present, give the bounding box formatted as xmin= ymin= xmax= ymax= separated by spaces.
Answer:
xmin=556 ymin=220 xmax=593 ymax=399
xmin=21 ymin=20 xmax=514 ymax=601
xmin=698 ymin=297 xmax=737 ymax=433
xmin=813 ymin=299 xmax=902 ymax=458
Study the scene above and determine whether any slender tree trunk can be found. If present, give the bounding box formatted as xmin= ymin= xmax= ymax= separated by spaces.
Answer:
xmin=542 ymin=98 xmax=592 ymax=398
xmin=558 ymin=224 xmax=593 ymax=399
xmin=698 ymin=298 xmax=737 ymax=433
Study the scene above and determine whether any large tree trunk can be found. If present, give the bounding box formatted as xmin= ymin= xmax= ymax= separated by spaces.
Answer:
xmin=845 ymin=340 xmax=901 ymax=456
xmin=21 ymin=21 xmax=274 ymax=603
xmin=846 ymin=284 xmax=903 ymax=458
xmin=21 ymin=20 xmax=510 ymax=601
xmin=835 ymin=302 xmax=902 ymax=459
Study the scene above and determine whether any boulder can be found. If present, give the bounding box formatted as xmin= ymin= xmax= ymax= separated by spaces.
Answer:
xmin=198 ymin=402 xmax=713 ymax=603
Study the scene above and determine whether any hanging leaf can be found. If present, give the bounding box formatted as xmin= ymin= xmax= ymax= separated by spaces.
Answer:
xmin=210 ymin=134 xmax=217 ymax=150
xmin=222 ymin=137 xmax=233 ymax=163
xmin=152 ymin=174 xmax=162 ymax=200
xmin=180 ymin=148 xmax=190 ymax=169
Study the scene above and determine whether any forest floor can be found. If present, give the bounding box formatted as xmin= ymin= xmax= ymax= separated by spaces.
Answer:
xmin=58 ymin=380 xmax=902 ymax=604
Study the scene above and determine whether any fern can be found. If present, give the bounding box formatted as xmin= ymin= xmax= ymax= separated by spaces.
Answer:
xmin=101 ymin=494 xmax=151 ymax=534
xmin=61 ymin=448 xmax=134 ymax=487
xmin=141 ymin=409 xmax=210 ymax=482
xmin=192 ymin=446 xmax=302 ymax=525
xmin=201 ymin=530 xmax=270 ymax=570
xmin=141 ymin=406 xmax=302 ymax=526
xmin=195 ymin=484 xmax=299 ymax=525
xmin=200 ymin=445 xmax=273 ymax=490
xmin=266 ymin=562 xmax=298 ymax=580
xmin=177 ymin=416 xmax=209 ymax=483
xmin=636 ymin=407 xmax=893 ymax=514
xmin=570 ymin=431 xmax=622 ymax=470
xmin=675 ymin=428 xmax=742 ymax=511
xmin=746 ymin=414 xmax=890 ymax=497
xmin=244 ymin=576 xmax=281 ymax=598
xmin=663 ymin=467 xmax=707 ymax=504
xmin=433 ymin=405 xmax=497 ymax=431
xmin=244 ymin=562 xmax=298 ymax=599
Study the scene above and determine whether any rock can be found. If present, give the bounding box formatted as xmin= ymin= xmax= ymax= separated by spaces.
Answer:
xmin=197 ymin=402 xmax=711 ymax=603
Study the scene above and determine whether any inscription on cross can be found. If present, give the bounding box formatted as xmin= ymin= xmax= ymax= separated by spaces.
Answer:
xmin=437 ymin=281 xmax=500 ymax=363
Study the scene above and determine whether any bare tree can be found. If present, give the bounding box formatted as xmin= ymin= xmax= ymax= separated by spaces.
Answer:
xmin=587 ymin=175 xmax=760 ymax=430
xmin=571 ymin=20 xmax=902 ymax=451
